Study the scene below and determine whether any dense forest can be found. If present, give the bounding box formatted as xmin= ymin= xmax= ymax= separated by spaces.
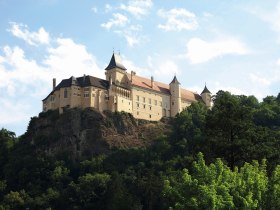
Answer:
xmin=0 ymin=90 xmax=280 ymax=210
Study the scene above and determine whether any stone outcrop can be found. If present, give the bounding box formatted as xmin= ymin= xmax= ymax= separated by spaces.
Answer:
xmin=24 ymin=108 xmax=170 ymax=161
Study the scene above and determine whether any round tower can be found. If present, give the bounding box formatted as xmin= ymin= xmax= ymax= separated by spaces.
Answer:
xmin=170 ymin=76 xmax=181 ymax=117
xmin=201 ymin=84 xmax=212 ymax=108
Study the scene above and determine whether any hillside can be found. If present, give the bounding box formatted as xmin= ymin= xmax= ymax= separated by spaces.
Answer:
xmin=24 ymin=108 xmax=171 ymax=161
xmin=0 ymin=91 xmax=280 ymax=210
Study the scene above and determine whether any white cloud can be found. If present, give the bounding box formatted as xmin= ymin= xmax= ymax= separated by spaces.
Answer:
xmin=91 ymin=7 xmax=98 ymax=13
xmin=212 ymin=82 xmax=248 ymax=96
xmin=0 ymin=98 xmax=31 ymax=124
xmin=249 ymin=73 xmax=271 ymax=86
xmin=154 ymin=60 xmax=179 ymax=78
xmin=114 ymin=26 xmax=146 ymax=47
xmin=101 ymin=13 xmax=129 ymax=30
xmin=44 ymin=38 xmax=103 ymax=80
xmin=0 ymin=23 xmax=103 ymax=132
xmin=251 ymin=3 xmax=280 ymax=33
xmin=186 ymin=37 xmax=249 ymax=64
xmin=277 ymin=58 xmax=280 ymax=66
xmin=120 ymin=0 xmax=153 ymax=18
xmin=157 ymin=8 xmax=198 ymax=31
xmin=8 ymin=22 xmax=50 ymax=46
xmin=105 ymin=4 xmax=113 ymax=13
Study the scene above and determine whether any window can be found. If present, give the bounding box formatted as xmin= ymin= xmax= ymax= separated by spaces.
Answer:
xmin=172 ymin=101 xmax=174 ymax=106
xmin=137 ymin=111 xmax=139 ymax=115
xmin=143 ymin=97 xmax=145 ymax=103
xmin=84 ymin=87 xmax=90 ymax=91
xmin=129 ymin=102 xmax=130 ymax=105
xmin=137 ymin=95 xmax=139 ymax=101
xmin=149 ymin=114 xmax=152 ymax=118
xmin=154 ymin=100 xmax=157 ymax=105
xmin=160 ymin=101 xmax=162 ymax=107
xmin=143 ymin=104 xmax=146 ymax=109
xmin=149 ymin=106 xmax=152 ymax=110
xmin=84 ymin=92 xmax=89 ymax=97
xmin=64 ymin=89 xmax=68 ymax=98
xmin=137 ymin=103 xmax=140 ymax=108
xmin=149 ymin=98 xmax=151 ymax=104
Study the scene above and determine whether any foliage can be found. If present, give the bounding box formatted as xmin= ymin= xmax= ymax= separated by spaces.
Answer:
xmin=0 ymin=91 xmax=279 ymax=209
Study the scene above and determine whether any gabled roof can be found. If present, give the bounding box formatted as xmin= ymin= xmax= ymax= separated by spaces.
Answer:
xmin=42 ymin=75 xmax=109 ymax=101
xmin=105 ymin=53 xmax=127 ymax=71
xmin=127 ymin=73 xmax=170 ymax=95
xmin=127 ymin=73 xmax=200 ymax=102
xmin=201 ymin=85 xmax=211 ymax=94
xmin=170 ymin=76 xmax=180 ymax=84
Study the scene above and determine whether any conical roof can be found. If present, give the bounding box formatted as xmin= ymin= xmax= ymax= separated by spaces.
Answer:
xmin=170 ymin=76 xmax=180 ymax=85
xmin=201 ymin=85 xmax=211 ymax=94
xmin=105 ymin=53 xmax=127 ymax=71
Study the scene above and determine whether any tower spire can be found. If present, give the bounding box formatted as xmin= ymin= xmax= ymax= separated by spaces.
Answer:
xmin=105 ymin=52 xmax=127 ymax=71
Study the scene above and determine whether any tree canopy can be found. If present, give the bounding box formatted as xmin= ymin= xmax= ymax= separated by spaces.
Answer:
xmin=0 ymin=91 xmax=279 ymax=209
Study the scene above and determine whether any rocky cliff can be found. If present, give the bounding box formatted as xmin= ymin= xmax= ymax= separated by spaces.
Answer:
xmin=24 ymin=108 xmax=170 ymax=161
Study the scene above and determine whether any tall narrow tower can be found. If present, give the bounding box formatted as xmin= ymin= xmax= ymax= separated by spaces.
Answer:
xmin=170 ymin=76 xmax=181 ymax=117
xmin=105 ymin=53 xmax=127 ymax=87
xmin=201 ymin=84 xmax=212 ymax=108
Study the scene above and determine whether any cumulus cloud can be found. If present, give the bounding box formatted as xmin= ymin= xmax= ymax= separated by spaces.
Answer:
xmin=8 ymin=22 xmax=50 ymax=46
xmin=120 ymin=0 xmax=153 ymax=18
xmin=114 ymin=25 xmax=146 ymax=47
xmin=101 ymin=1 xmax=151 ymax=47
xmin=155 ymin=60 xmax=179 ymax=77
xmin=157 ymin=8 xmax=198 ymax=31
xmin=0 ymin=23 xmax=103 ymax=133
xmin=45 ymin=37 xmax=103 ymax=80
xmin=186 ymin=37 xmax=249 ymax=64
xmin=101 ymin=13 xmax=129 ymax=30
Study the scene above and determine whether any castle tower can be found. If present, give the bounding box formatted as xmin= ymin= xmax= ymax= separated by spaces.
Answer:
xmin=105 ymin=53 xmax=127 ymax=87
xmin=170 ymin=76 xmax=181 ymax=117
xmin=201 ymin=84 xmax=212 ymax=108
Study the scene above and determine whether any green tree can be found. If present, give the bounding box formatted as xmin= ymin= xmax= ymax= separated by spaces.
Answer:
xmin=206 ymin=91 xmax=256 ymax=168
xmin=2 ymin=190 xmax=31 ymax=210
xmin=66 ymin=173 xmax=110 ymax=209
xmin=163 ymin=153 xmax=270 ymax=210
xmin=171 ymin=102 xmax=207 ymax=157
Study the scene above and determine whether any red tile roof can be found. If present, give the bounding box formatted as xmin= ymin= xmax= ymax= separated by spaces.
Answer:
xmin=127 ymin=73 xmax=201 ymax=102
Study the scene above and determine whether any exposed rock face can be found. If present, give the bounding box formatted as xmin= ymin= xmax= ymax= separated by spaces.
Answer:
xmin=25 ymin=108 xmax=170 ymax=161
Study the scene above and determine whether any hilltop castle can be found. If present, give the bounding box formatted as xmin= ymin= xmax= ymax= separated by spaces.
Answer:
xmin=42 ymin=53 xmax=211 ymax=120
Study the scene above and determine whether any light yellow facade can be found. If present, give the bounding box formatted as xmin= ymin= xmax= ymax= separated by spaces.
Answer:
xmin=42 ymin=53 xmax=211 ymax=120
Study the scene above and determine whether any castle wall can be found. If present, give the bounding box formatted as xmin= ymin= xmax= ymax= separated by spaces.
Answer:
xmin=43 ymin=86 xmax=109 ymax=114
xmin=131 ymin=87 xmax=171 ymax=121
xmin=181 ymin=100 xmax=192 ymax=111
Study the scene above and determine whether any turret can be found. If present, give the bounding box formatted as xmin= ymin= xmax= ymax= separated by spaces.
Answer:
xmin=105 ymin=53 xmax=127 ymax=87
xmin=170 ymin=76 xmax=181 ymax=117
xmin=201 ymin=84 xmax=212 ymax=108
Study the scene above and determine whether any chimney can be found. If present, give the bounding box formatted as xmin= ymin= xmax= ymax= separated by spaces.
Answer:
xmin=53 ymin=78 xmax=56 ymax=90
xmin=151 ymin=76 xmax=154 ymax=88
xmin=131 ymin=71 xmax=136 ymax=82
xmin=83 ymin=74 xmax=86 ymax=83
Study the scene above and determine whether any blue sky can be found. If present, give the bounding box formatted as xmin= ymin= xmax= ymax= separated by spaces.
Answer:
xmin=0 ymin=0 xmax=280 ymax=136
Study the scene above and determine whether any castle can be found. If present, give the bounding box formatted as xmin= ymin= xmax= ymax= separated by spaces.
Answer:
xmin=42 ymin=53 xmax=211 ymax=120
